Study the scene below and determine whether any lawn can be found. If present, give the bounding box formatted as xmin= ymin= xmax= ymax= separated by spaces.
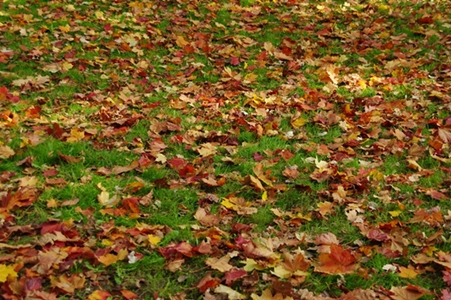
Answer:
xmin=1 ymin=0 xmax=451 ymax=299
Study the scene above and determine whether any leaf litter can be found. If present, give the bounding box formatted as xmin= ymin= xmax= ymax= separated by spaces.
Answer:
xmin=1 ymin=0 xmax=451 ymax=299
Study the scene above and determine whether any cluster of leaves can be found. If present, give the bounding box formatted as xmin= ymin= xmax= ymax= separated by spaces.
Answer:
xmin=1 ymin=0 xmax=451 ymax=299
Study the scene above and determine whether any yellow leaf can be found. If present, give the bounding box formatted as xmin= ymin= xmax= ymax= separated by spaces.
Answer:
xmin=389 ymin=210 xmax=402 ymax=217
xmin=117 ymin=248 xmax=128 ymax=260
xmin=67 ymin=128 xmax=85 ymax=143
xmin=221 ymin=198 xmax=234 ymax=209
xmin=241 ymin=258 xmax=265 ymax=272
xmin=369 ymin=169 xmax=384 ymax=181
xmin=62 ymin=61 xmax=73 ymax=71
xmin=59 ymin=25 xmax=71 ymax=32
xmin=47 ymin=198 xmax=59 ymax=208
xmin=97 ymin=253 xmax=119 ymax=266
xmin=398 ymin=266 xmax=418 ymax=279
xmin=291 ymin=117 xmax=307 ymax=129
xmin=271 ymin=265 xmax=291 ymax=279
xmin=101 ymin=239 xmax=113 ymax=246
xmin=176 ymin=35 xmax=189 ymax=47
xmin=379 ymin=31 xmax=390 ymax=39
xmin=261 ymin=191 xmax=268 ymax=201
xmin=358 ymin=79 xmax=367 ymax=89
xmin=95 ymin=11 xmax=104 ymax=20
xmin=148 ymin=234 xmax=161 ymax=245
xmin=0 ymin=264 xmax=17 ymax=282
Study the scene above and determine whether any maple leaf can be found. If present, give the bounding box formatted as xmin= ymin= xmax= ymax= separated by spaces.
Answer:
xmin=442 ymin=289 xmax=451 ymax=300
xmin=315 ymin=232 xmax=339 ymax=246
xmin=272 ymin=252 xmax=309 ymax=279
xmin=35 ymin=248 xmax=69 ymax=274
xmin=438 ymin=127 xmax=451 ymax=143
xmin=121 ymin=290 xmax=139 ymax=300
xmin=241 ymin=258 xmax=266 ymax=272
xmin=317 ymin=201 xmax=334 ymax=217
xmin=252 ymin=163 xmax=273 ymax=187
xmin=251 ymin=289 xmax=285 ymax=300
xmin=224 ymin=268 xmax=247 ymax=286
xmin=196 ymin=142 xmax=218 ymax=157
xmin=443 ymin=270 xmax=451 ymax=286
xmin=282 ymin=165 xmax=300 ymax=179
xmin=197 ymin=273 xmax=221 ymax=293
xmin=0 ymin=145 xmax=15 ymax=159
xmin=206 ymin=254 xmax=234 ymax=272
xmin=246 ymin=175 xmax=265 ymax=191
xmin=66 ymin=127 xmax=85 ymax=143
xmin=1 ymin=187 xmax=39 ymax=211
xmin=0 ymin=264 xmax=18 ymax=282
xmin=97 ymin=183 xmax=120 ymax=207
xmin=214 ymin=284 xmax=246 ymax=300
xmin=194 ymin=207 xmax=220 ymax=226
xmin=50 ymin=273 xmax=85 ymax=294
xmin=111 ymin=160 xmax=139 ymax=175
xmin=221 ymin=196 xmax=258 ymax=215
xmin=314 ymin=244 xmax=358 ymax=275
xmin=389 ymin=285 xmax=430 ymax=300
xmin=87 ymin=290 xmax=112 ymax=300
xmin=398 ymin=266 xmax=418 ymax=279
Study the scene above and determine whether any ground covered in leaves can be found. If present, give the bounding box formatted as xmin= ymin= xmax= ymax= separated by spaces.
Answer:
xmin=1 ymin=0 xmax=451 ymax=299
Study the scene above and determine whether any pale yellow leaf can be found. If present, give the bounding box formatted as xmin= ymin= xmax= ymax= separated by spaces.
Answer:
xmin=0 ymin=145 xmax=15 ymax=159
xmin=214 ymin=284 xmax=246 ymax=300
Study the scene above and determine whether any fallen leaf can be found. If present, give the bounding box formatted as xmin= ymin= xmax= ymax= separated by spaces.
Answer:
xmin=87 ymin=290 xmax=112 ymax=300
xmin=0 ymin=264 xmax=18 ymax=282
xmin=398 ymin=266 xmax=418 ymax=279
xmin=214 ymin=284 xmax=246 ymax=299
xmin=206 ymin=255 xmax=234 ymax=272
xmin=315 ymin=244 xmax=358 ymax=274
xmin=0 ymin=145 xmax=15 ymax=159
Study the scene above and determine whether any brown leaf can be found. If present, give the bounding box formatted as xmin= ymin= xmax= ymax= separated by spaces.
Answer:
xmin=112 ymin=160 xmax=139 ymax=175
xmin=1 ymin=188 xmax=39 ymax=211
xmin=50 ymin=273 xmax=85 ymax=294
xmin=0 ymin=145 xmax=15 ymax=159
xmin=282 ymin=165 xmax=300 ymax=179
xmin=389 ymin=285 xmax=429 ymax=300
xmin=194 ymin=207 xmax=220 ymax=226
xmin=252 ymin=163 xmax=273 ymax=187
xmin=206 ymin=254 xmax=234 ymax=272
xmin=246 ymin=175 xmax=265 ymax=192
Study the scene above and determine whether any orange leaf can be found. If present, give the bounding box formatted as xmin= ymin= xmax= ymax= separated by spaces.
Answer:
xmin=247 ymin=175 xmax=265 ymax=191
xmin=398 ymin=266 xmax=418 ymax=279
xmin=121 ymin=290 xmax=139 ymax=300
xmin=87 ymin=290 xmax=112 ymax=300
xmin=282 ymin=166 xmax=300 ymax=179
xmin=315 ymin=244 xmax=358 ymax=274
